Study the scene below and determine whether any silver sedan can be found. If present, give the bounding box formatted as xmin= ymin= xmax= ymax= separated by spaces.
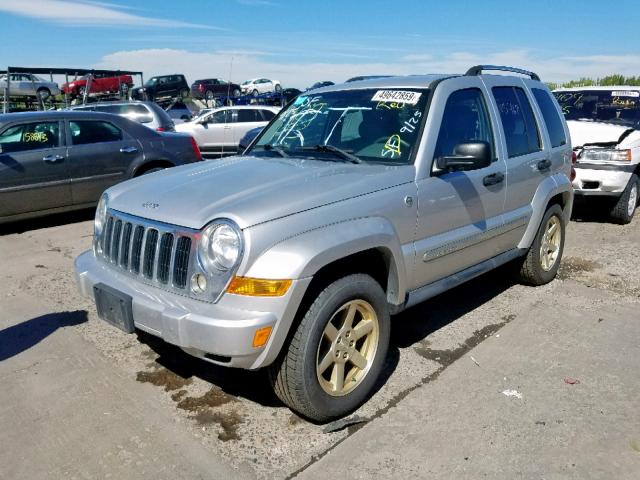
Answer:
xmin=0 ymin=73 xmax=61 ymax=99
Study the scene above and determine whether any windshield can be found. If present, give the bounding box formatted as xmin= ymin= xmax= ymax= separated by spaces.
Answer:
xmin=250 ymin=88 xmax=429 ymax=164
xmin=554 ymin=90 xmax=640 ymax=127
xmin=145 ymin=77 xmax=158 ymax=86
xmin=241 ymin=80 xmax=252 ymax=85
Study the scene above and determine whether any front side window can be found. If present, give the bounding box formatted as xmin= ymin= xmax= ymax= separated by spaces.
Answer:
xmin=206 ymin=110 xmax=231 ymax=124
xmin=251 ymin=88 xmax=429 ymax=165
xmin=259 ymin=109 xmax=276 ymax=121
xmin=532 ymin=88 xmax=566 ymax=148
xmin=554 ymin=89 xmax=640 ymax=128
xmin=0 ymin=121 xmax=60 ymax=153
xmin=433 ymin=88 xmax=495 ymax=160
xmin=69 ymin=120 xmax=123 ymax=145
xmin=492 ymin=86 xmax=541 ymax=158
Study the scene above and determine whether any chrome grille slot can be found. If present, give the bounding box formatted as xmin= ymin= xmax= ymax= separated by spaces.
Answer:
xmin=131 ymin=225 xmax=144 ymax=274
xmin=96 ymin=210 xmax=202 ymax=298
xmin=173 ymin=237 xmax=192 ymax=288
xmin=120 ymin=223 xmax=133 ymax=268
xmin=143 ymin=229 xmax=159 ymax=279
xmin=157 ymin=233 xmax=174 ymax=284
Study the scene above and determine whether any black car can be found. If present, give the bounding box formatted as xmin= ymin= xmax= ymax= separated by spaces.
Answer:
xmin=191 ymin=78 xmax=242 ymax=101
xmin=308 ymin=81 xmax=335 ymax=90
xmin=345 ymin=75 xmax=392 ymax=83
xmin=131 ymin=74 xmax=190 ymax=102
xmin=0 ymin=111 xmax=202 ymax=224
xmin=281 ymin=88 xmax=302 ymax=104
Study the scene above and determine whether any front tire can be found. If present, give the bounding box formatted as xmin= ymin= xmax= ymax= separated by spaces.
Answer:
xmin=180 ymin=88 xmax=189 ymax=99
xmin=252 ymin=89 xmax=259 ymax=97
xmin=516 ymin=204 xmax=565 ymax=285
xmin=610 ymin=173 xmax=638 ymax=224
xmin=269 ymin=274 xmax=390 ymax=422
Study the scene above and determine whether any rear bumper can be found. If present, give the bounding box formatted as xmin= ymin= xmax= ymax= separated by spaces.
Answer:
xmin=75 ymin=250 xmax=311 ymax=369
xmin=572 ymin=166 xmax=634 ymax=196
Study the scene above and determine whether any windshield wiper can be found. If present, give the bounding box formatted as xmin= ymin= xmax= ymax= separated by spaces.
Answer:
xmin=300 ymin=144 xmax=364 ymax=164
xmin=260 ymin=144 xmax=289 ymax=157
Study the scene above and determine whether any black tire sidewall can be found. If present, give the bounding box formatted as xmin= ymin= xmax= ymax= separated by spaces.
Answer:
xmin=611 ymin=174 xmax=638 ymax=224
xmin=297 ymin=275 xmax=390 ymax=420
xmin=530 ymin=204 xmax=565 ymax=283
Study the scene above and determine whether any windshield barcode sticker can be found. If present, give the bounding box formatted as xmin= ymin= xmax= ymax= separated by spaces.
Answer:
xmin=372 ymin=90 xmax=421 ymax=105
xmin=611 ymin=91 xmax=639 ymax=97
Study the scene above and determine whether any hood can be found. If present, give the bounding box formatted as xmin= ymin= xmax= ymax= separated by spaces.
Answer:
xmin=105 ymin=156 xmax=414 ymax=230
xmin=566 ymin=120 xmax=635 ymax=148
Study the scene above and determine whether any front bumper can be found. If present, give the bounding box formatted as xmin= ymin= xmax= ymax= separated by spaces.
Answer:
xmin=572 ymin=165 xmax=634 ymax=196
xmin=75 ymin=250 xmax=311 ymax=369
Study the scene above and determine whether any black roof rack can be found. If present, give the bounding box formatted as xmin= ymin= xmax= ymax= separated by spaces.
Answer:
xmin=465 ymin=65 xmax=540 ymax=81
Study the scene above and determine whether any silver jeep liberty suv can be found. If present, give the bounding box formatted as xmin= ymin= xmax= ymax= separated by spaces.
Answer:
xmin=75 ymin=65 xmax=574 ymax=421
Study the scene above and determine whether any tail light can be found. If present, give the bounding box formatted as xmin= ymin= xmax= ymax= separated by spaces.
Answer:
xmin=570 ymin=151 xmax=577 ymax=182
xmin=190 ymin=136 xmax=203 ymax=161
xmin=156 ymin=127 xmax=166 ymax=132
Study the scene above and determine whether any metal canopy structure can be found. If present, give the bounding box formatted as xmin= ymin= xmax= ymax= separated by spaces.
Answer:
xmin=1 ymin=66 xmax=144 ymax=113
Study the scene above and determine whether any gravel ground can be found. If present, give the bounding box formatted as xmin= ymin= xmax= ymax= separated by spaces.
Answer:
xmin=1 ymin=204 xmax=638 ymax=479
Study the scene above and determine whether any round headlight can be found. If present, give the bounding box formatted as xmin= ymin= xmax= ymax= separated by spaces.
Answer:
xmin=94 ymin=194 xmax=108 ymax=236
xmin=199 ymin=221 xmax=242 ymax=272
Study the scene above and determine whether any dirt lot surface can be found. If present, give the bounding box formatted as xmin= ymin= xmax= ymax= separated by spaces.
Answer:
xmin=1 ymin=206 xmax=639 ymax=479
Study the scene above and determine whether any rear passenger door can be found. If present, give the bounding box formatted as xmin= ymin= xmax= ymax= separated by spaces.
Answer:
xmin=412 ymin=79 xmax=508 ymax=288
xmin=483 ymin=78 xmax=551 ymax=231
xmin=66 ymin=119 xmax=142 ymax=204
xmin=0 ymin=120 xmax=71 ymax=217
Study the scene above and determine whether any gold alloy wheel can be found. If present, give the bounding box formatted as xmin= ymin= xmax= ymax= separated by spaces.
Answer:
xmin=316 ymin=299 xmax=380 ymax=397
xmin=540 ymin=215 xmax=562 ymax=271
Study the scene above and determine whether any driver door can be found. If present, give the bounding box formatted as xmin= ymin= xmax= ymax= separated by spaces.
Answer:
xmin=197 ymin=109 xmax=233 ymax=157
xmin=411 ymin=78 xmax=508 ymax=289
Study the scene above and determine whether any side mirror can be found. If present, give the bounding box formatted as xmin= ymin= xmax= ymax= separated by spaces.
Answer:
xmin=436 ymin=141 xmax=491 ymax=172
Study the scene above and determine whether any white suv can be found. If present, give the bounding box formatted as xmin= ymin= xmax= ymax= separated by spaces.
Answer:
xmin=175 ymin=105 xmax=280 ymax=158
xmin=554 ymin=86 xmax=640 ymax=223
xmin=240 ymin=78 xmax=282 ymax=96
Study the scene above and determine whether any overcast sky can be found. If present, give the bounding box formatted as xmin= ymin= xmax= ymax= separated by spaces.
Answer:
xmin=0 ymin=0 xmax=638 ymax=88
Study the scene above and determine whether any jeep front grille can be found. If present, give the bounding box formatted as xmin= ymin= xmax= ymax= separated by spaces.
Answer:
xmin=97 ymin=210 xmax=195 ymax=294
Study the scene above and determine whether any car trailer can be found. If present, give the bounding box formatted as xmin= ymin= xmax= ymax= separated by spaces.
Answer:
xmin=1 ymin=66 xmax=143 ymax=113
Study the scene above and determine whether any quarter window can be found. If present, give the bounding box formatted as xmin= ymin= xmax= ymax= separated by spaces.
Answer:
xmin=434 ymin=88 xmax=495 ymax=160
xmin=532 ymin=88 xmax=567 ymax=148
xmin=237 ymin=110 xmax=259 ymax=122
xmin=69 ymin=120 xmax=123 ymax=145
xmin=492 ymin=86 xmax=541 ymax=157
xmin=0 ymin=122 xmax=60 ymax=153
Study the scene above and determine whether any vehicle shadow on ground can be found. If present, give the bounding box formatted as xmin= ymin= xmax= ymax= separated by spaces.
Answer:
xmin=0 ymin=310 xmax=88 ymax=362
xmin=137 ymin=265 xmax=517 ymax=412
xmin=570 ymin=200 xmax=618 ymax=224
xmin=0 ymin=208 xmax=95 ymax=236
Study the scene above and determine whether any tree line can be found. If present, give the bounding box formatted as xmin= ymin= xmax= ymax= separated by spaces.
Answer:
xmin=546 ymin=74 xmax=640 ymax=90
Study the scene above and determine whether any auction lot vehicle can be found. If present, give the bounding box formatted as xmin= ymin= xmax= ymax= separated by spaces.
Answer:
xmin=241 ymin=77 xmax=282 ymax=96
xmin=75 ymin=66 xmax=573 ymax=421
xmin=0 ymin=111 xmax=201 ymax=224
xmin=131 ymin=74 xmax=189 ymax=102
xmin=554 ymin=86 xmax=640 ymax=223
xmin=175 ymin=105 xmax=279 ymax=158
xmin=191 ymin=78 xmax=242 ymax=101
xmin=0 ymin=73 xmax=60 ymax=99
xmin=61 ymin=73 xmax=133 ymax=98
xmin=70 ymin=101 xmax=176 ymax=132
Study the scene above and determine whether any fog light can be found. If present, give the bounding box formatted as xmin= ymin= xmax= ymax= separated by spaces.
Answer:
xmin=191 ymin=273 xmax=207 ymax=293
xmin=252 ymin=326 xmax=273 ymax=348
xmin=227 ymin=276 xmax=292 ymax=296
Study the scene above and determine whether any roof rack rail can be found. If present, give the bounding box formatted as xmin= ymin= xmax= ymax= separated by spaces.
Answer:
xmin=465 ymin=65 xmax=540 ymax=81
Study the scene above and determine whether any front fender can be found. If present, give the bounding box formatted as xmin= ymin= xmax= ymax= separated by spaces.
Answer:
xmin=518 ymin=173 xmax=573 ymax=249
xmin=244 ymin=216 xmax=409 ymax=305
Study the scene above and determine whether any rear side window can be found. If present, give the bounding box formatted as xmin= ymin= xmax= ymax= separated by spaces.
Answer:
xmin=492 ymin=86 xmax=541 ymax=158
xmin=259 ymin=110 xmax=275 ymax=121
xmin=532 ymin=88 xmax=567 ymax=148
xmin=237 ymin=110 xmax=259 ymax=122
xmin=434 ymin=88 xmax=495 ymax=160
xmin=0 ymin=121 xmax=60 ymax=153
xmin=69 ymin=120 xmax=123 ymax=145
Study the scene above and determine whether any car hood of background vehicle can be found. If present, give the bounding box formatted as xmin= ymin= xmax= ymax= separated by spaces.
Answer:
xmin=567 ymin=120 xmax=635 ymax=148
xmin=106 ymin=156 xmax=414 ymax=230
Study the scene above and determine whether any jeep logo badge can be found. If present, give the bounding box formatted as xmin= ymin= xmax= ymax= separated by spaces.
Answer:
xmin=142 ymin=202 xmax=159 ymax=209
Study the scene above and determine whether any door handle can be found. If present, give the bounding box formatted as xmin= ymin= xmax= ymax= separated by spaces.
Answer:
xmin=537 ymin=158 xmax=552 ymax=171
xmin=223 ymin=125 xmax=231 ymax=130
xmin=482 ymin=172 xmax=504 ymax=186
xmin=119 ymin=146 xmax=138 ymax=153
xmin=42 ymin=154 xmax=64 ymax=163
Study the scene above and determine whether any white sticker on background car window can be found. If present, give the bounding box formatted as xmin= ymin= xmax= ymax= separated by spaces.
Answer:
xmin=611 ymin=91 xmax=639 ymax=97
xmin=372 ymin=90 xmax=421 ymax=105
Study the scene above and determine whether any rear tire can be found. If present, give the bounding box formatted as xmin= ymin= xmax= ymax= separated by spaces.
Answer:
xmin=609 ymin=173 xmax=638 ymax=224
xmin=37 ymin=87 xmax=51 ymax=100
xmin=275 ymin=84 xmax=282 ymax=92
xmin=232 ymin=88 xmax=241 ymax=97
xmin=205 ymin=90 xmax=214 ymax=101
xmin=516 ymin=204 xmax=565 ymax=286
xmin=269 ymin=274 xmax=390 ymax=422
xmin=180 ymin=88 xmax=189 ymax=99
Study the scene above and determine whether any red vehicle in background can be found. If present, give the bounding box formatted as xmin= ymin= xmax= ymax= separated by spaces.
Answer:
xmin=61 ymin=73 xmax=134 ymax=98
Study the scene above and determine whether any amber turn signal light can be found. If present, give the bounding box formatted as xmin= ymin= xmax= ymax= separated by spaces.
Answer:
xmin=227 ymin=276 xmax=292 ymax=296
xmin=252 ymin=326 xmax=273 ymax=348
